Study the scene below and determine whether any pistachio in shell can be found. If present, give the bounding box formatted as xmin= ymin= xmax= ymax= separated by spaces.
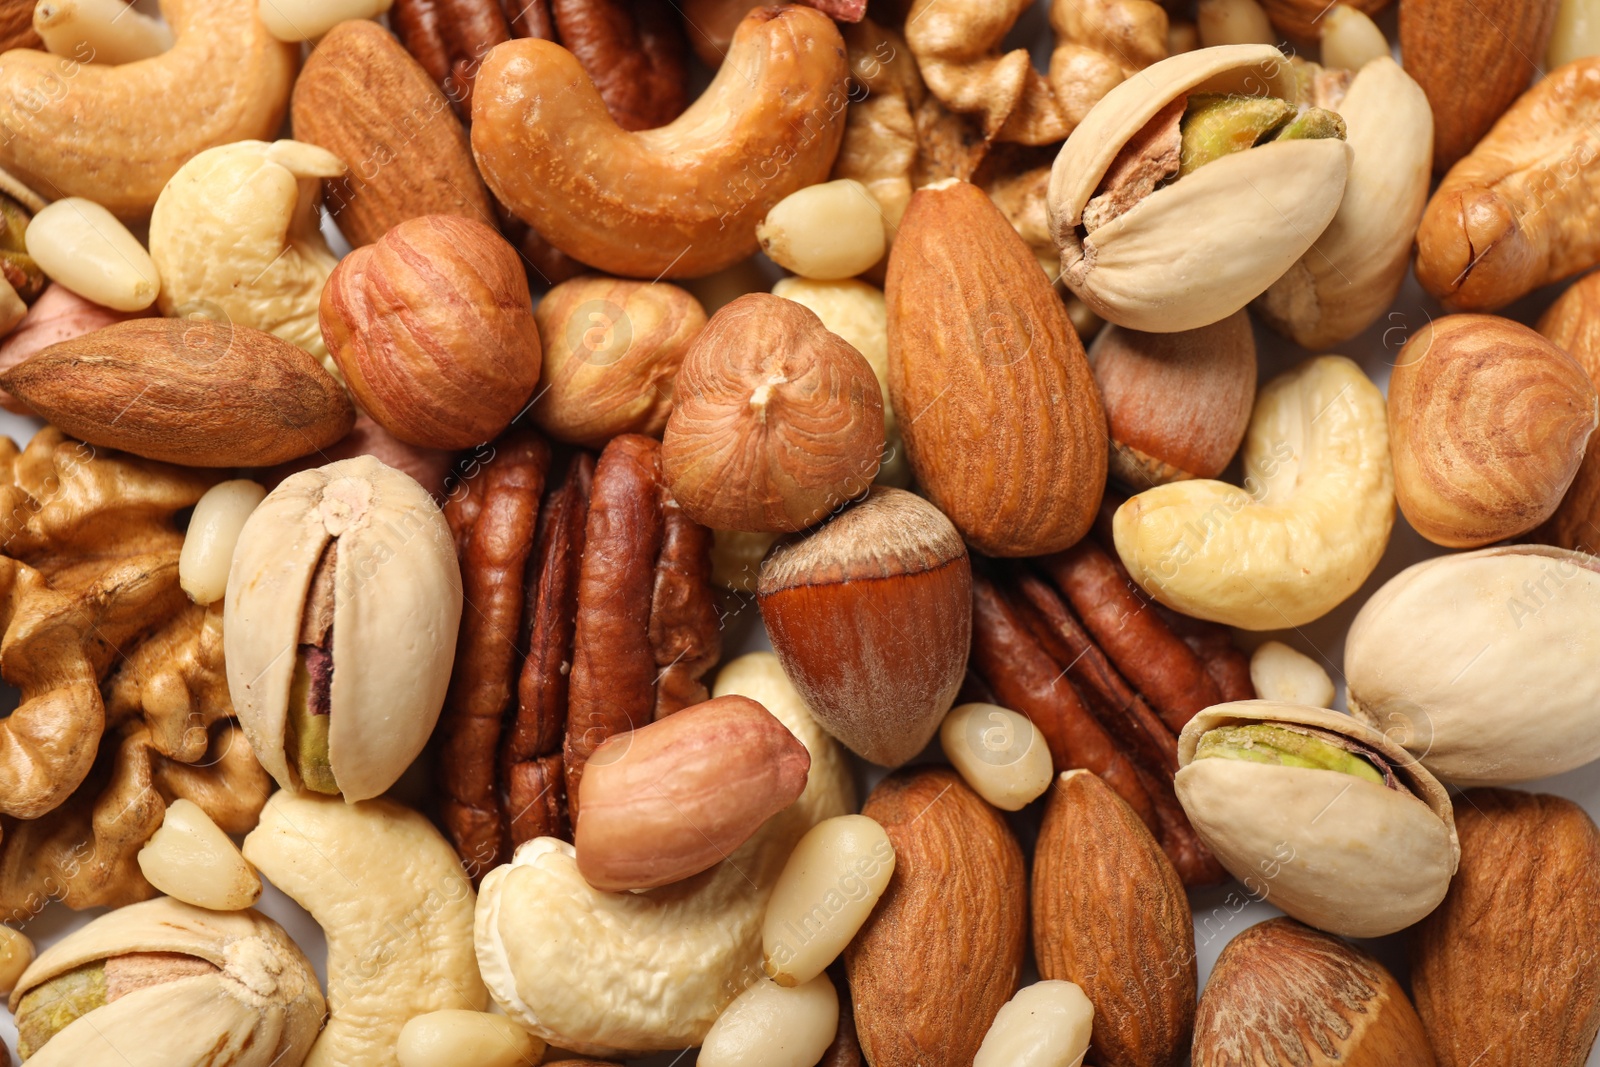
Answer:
xmin=8 ymin=897 xmax=323 ymax=1067
xmin=1049 ymin=44 xmax=1352 ymax=333
xmin=1175 ymin=700 xmax=1459 ymax=938
xmin=224 ymin=455 xmax=463 ymax=802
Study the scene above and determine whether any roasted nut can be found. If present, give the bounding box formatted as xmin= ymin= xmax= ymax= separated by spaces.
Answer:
xmin=1410 ymin=788 xmax=1600 ymax=1067
xmin=1346 ymin=545 xmax=1600 ymax=785
xmin=1249 ymin=641 xmax=1335 ymax=708
xmin=1536 ymin=271 xmax=1600 ymax=551
xmin=574 ymin=695 xmax=811 ymax=892
xmin=397 ymin=1010 xmax=545 ymax=1067
xmin=1176 ymin=701 xmax=1459 ymax=937
xmin=974 ymin=981 xmax=1094 ymax=1067
xmin=1256 ymin=57 xmax=1434 ymax=348
xmin=1390 ymin=314 xmax=1598 ymax=547
xmin=476 ymin=652 xmax=854 ymax=1055
xmin=1088 ymin=311 xmax=1256 ymax=490
xmin=472 ymin=5 xmax=849 ymax=278
xmin=698 ymin=975 xmax=839 ymax=1067
xmin=1197 ymin=0 xmax=1277 ymax=46
xmin=24 ymin=197 xmax=160 ymax=312
xmin=888 ymin=179 xmax=1106 ymax=556
xmin=8 ymin=897 xmax=323 ymax=1066
xmin=847 ymin=767 xmax=1026 ymax=1067
xmin=1402 ymin=0 xmax=1559 ymax=172
xmin=243 ymin=790 xmax=488 ymax=1067
xmin=1049 ymin=45 xmax=1352 ymax=332
xmin=831 ymin=19 xmax=922 ymax=240
xmin=663 ymin=293 xmax=884 ymax=533
xmin=531 ymin=274 xmax=707 ymax=447
xmin=1113 ymin=355 xmax=1394 ymax=629
xmin=0 ymin=284 xmax=143 ymax=414
xmin=149 ymin=140 xmax=346 ymax=371
xmin=323 ymin=214 xmax=543 ymax=449
xmin=1320 ymin=4 xmax=1390 ymax=70
xmin=1033 ymin=769 xmax=1195 ymax=1067
xmin=763 ymin=814 xmax=896 ymax=987
xmin=292 ymin=19 xmax=493 ymax=249
xmin=0 ymin=318 xmax=355 ymax=468
xmin=1195 ymin=917 xmax=1435 ymax=1066
xmin=261 ymin=0 xmax=394 ymax=42
xmin=33 ymin=0 xmax=172 ymax=63
xmin=0 ymin=925 xmax=32 ymax=998
xmin=226 ymin=456 xmax=463 ymax=801
xmin=1415 ymin=57 xmax=1600 ymax=310
xmin=939 ymin=703 xmax=1054 ymax=811
xmin=134 ymin=799 xmax=261 ymax=913
xmin=0 ymin=0 xmax=297 ymax=218
xmin=758 ymin=180 xmax=887 ymax=280
xmin=178 ymin=480 xmax=266 ymax=606
xmin=759 ymin=487 xmax=971 ymax=766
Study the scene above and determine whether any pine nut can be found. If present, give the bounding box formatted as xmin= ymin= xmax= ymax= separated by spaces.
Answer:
xmin=1197 ymin=0 xmax=1276 ymax=47
xmin=1321 ymin=5 xmax=1391 ymax=72
xmin=698 ymin=974 xmax=839 ymax=1067
xmin=180 ymin=479 xmax=267 ymax=606
xmin=940 ymin=702 xmax=1054 ymax=811
xmin=974 ymin=981 xmax=1094 ymax=1067
xmin=758 ymin=180 xmax=887 ymax=280
xmin=24 ymin=197 xmax=160 ymax=311
xmin=763 ymin=814 xmax=895 ymax=987
xmin=258 ymin=0 xmax=394 ymax=43
xmin=396 ymin=1010 xmax=544 ymax=1067
xmin=1249 ymin=640 xmax=1337 ymax=708
xmin=136 ymin=799 xmax=262 ymax=912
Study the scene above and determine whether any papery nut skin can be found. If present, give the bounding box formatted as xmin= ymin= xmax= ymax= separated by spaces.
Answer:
xmin=322 ymin=214 xmax=543 ymax=450
xmin=663 ymin=293 xmax=884 ymax=533
xmin=574 ymin=695 xmax=811 ymax=893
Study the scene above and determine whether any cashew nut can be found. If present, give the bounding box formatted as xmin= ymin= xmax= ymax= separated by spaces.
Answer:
xmin=149 ymin=139 xmax=345 ymax=374
xmin=242 ymin=790 xmax=488 ymax=1067
xmin=1113 ymin=355 xmax=1394 ymax=629
xmin=474 ymin=652 xmax=853 ymax=1056
xmin=471 ymin=5 xmax=849 ymax=279
xmin=0 ymin=0 xmax=298 ymax=218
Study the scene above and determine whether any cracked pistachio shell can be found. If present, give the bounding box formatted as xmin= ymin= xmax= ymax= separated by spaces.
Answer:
xmin=224 ymin=455 xmax=462 ymax=801
xmin=1346 ymin=546 xmax=1600 ymax=786
xmin=1175 ymin=701 xmax=1459 ymax=938
xmin=1257 ymin=58 xmax=1433 ymax=348
xmin=8 ymin=897 xmax=323 ymax=1067
xmin=1048 ymin=44 xmax=1352 ymax=333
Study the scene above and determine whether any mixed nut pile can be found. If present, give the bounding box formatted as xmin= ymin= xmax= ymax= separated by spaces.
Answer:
xmin=1 ymin=0 xmax=1599 ymax=1064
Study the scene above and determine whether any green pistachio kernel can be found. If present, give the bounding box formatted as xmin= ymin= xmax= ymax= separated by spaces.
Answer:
xmin=1179 ymin=94 xmax=1296 ymax=176
xmin=1194 ymin=723 xmax=1383 ymax=784
xmin=1274 ymin=106 xmax=1348 ymax=142
xmin=286 ymin=650 xmax=337 ymax=795
xmin=15 ymin=961 xmax=107 ymax=1059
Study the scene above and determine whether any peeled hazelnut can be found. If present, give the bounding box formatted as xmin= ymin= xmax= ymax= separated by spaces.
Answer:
xmin=1089 ymin=310 xmax=1257 ymax=490
xmin=531 ymin=274 xmax=707 ymax=448
xmin=322 ymin=214 xmax=542 ymax=450
xmin=1390 ymin=314 xmax=1598 ymax=548
xmin=574 ymin=694 xmax=811 ymax=892
xmin=1195 ymin=917 xmax=1434 ymax=1067
xmin=758 ymin=487 xmax=971 ymax=767
xmin=662 ymin=293 xmax=885 ymax=533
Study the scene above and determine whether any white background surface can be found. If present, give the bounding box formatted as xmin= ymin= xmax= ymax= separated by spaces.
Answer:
xmin=5 ymin=1 xmax=1599 ymax=1064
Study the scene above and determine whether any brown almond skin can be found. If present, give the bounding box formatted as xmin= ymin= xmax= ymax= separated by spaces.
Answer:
xmin=1033 ymin=769 xmax=1194 ymax=1067
xmin=758 ymin=487 xmax=971 ymax=767
xmin=573 ymin=694 xmax=810 ymax=892
xmin=663 ymin=293 xmax=885 ymax=533
xmin=887 ymin=179 xmax=1106 ymax=557
xmin=1400 ymin=0 xmax=1559 ymax=173
xmin=846 ymin=767 xmax=1025 ymax=1067
xmin=1195 ymin=918 xmax=1436 ymax=1067
xmin=1410 ymin=789 xmax=1600 ymax=1067
xmin=293 ymin=19 xmax=494 ymax=249
xmin=1089 ymin=311 xmax=1256 ymax=491
xmin=1389 ymin=314 xmax=1598 ymax=548
xmin=1536 ymin=273 xmax=1600 ymax=552
xmin=1 ymin=319 xmax=353 ymax=467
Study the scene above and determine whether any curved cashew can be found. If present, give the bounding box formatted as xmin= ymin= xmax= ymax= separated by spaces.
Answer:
xmin=149 ymin=139 xmax=344 ymax=373
xmin=471 ymin=5 xmax=849 ymax=279
xmin=242 ymin=791 xmax=488 ymax=1067
xmin=475 ymin=652 xmax=853 ymax=1057
xmin=1113 ymin=355 xmax=1394 ymax=630
xmin=0 ymin=0 xmax=298 ymax=218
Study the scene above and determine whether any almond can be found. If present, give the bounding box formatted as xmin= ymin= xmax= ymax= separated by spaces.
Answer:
xmin=292 ymin=19 xmax=494 ymax=248
xmin=1409 ymin=788 xmax=1600 ymax=1067
xmin=845 ymin=767 xmax=1025 ymax=1067
xmin=885 ymin=179 xmax=1106 ymax=557
xmin=1032 ymin=769 xmax=1195 ymax=1067
xmin=0 ymin=318 xmax=354 ymax=467
xmin=1400 ymin=0 xmax=1560 ymax=171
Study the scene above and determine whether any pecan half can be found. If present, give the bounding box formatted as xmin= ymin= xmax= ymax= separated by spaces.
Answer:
xmin=392 ymin=0 xmax=549 ymax=119
xmin=552 ymin=0 xmax=689 ymax=131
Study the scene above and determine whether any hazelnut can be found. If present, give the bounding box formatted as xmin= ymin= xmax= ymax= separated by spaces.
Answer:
xmin=758 ymin=487 xmax=971 ymax=767
xmin=531 ymin=274 xmax=707 ymax=448
xmin=1390 ymin=314 xmax=1599 ymax=548
xmin=1088 ymin=310 xmax=1257 ymax=490
xmin=662 ymin=293 xmax=885 ymax=532
xmin=321 ymin=214 xmax=542 ymax=450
